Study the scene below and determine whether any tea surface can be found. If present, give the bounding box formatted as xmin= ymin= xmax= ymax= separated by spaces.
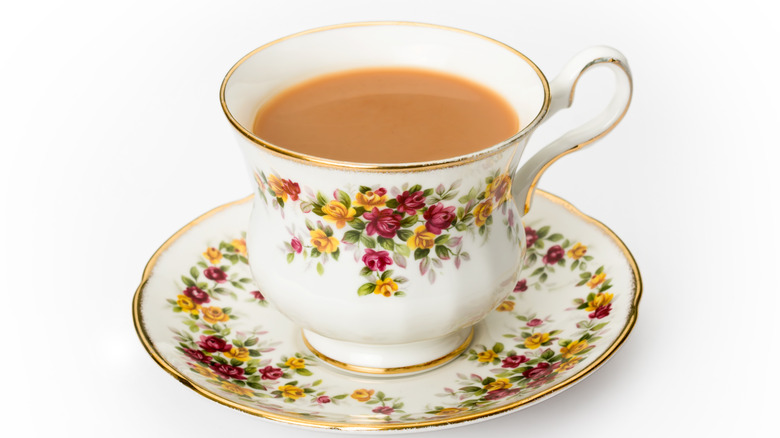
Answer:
xmin=252 ymin=68 xmax=518 ymax=163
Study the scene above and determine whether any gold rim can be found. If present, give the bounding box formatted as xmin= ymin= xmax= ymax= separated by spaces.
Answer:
xmin=132 ymin=190 xmax=642 ymax=431
xmin=219 ymin=21 xmax=551 ymax=172
xmin=302 ymin=328 xmax=474 ymax=375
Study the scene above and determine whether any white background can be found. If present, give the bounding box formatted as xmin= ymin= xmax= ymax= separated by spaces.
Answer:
xmin=2 ymin=0 xmax=778 ymax=436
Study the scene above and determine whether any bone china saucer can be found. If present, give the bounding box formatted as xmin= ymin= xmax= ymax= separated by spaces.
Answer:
xmin=133 ymin=190 xmax=641 ymax=432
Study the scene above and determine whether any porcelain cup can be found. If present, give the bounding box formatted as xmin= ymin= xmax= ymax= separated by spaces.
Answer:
xmin=220 ymin=22 xmax=632 ymax=374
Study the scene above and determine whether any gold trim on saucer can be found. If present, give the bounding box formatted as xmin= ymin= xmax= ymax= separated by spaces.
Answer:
xmin=132 ymin=190 xmax=642 ymax=431
xmin=301 ymin=328 xmax=474 ymax=375
xmin=219 ymin=21 xmax=551 ymax=172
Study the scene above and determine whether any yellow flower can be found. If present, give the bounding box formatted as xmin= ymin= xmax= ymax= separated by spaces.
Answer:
xmin=477 ymin=350 xmax=498 ymax=362
xmin=567 ymin=243 xmax=587 ymax=260
xmin=496 ymin=300 xmax=515 ymax=312
xmin=224 ymin=346 xmax=251 ymax=362
xmin=555 ymin=357 xmax=582 ymax=373
xmin=586 ymin=292 xmax=613 ymax=311
xmin=220 ymin=381 xmax=254 ymax=397
xmin=484 ymin=378 xmax=512 ymax=391
xmin=267 ymin=174 xmax=288 ymax=201
xmin=351 ymin=389 xmax=375 ymax=402
xmin=524 ymin=332 xmax=550 ymax=349
xmin=176 ymin=295 xmax=200 ymax=315
xmin=201 ymin=306 xmax=230 ymax=324
xmin=406 ymin=225 xmax=435 ymax=250
xmin=485 ymin=174 xmax=512 ymax=205
xmin=587 ymin=272 xmax=607 ymax=289
xmin=560 ymin=340 xmax=588 ymax=359
xmin=231 ymin=239 xmax=247 ymax=256
xmin=310 ymin=229 xmax=339 ymax=253
xmin=435 ymin=407 xmax=466 ymax=416
xmin=322 ymin=201 xmax=356 ymax=229
xmin=374 ymin=278 xmax=398 ymax=297
xmin=473 ymin=200 xmax=494 ymax=227
xmin=190 ymin=363 xmax=217 ymax=379
xmin=203 ymin=247 xmax=222 ymax=264
xmin=285 ymin=357 xmax=306 ymax=369
xmin=278 ymin=384 xmax=305 ymax=400
xmin=353 ymin=190 xmax=387 ymax=209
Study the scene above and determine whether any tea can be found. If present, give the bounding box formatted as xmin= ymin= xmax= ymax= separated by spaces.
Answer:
xmin=252 ymin=67 xmax=519 ymax=163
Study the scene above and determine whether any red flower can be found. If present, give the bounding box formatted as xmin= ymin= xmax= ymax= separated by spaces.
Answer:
xmin=395 ymin=190 xmax=426 ymax=215
xmin=197 ymin=335 xmax=232 ymax=353
xmin=209 ymin=362 xmax=246 ymax=380
xmin=291 ymin=238 xmax=302 ymax=253
xmin=316 ymin=395 xmax=331 ymax=404
xmin=484 ymin=388 xmax=521 ymax=400
xmin=183 ymin=286 xmax=210 ymax=304
xmin=364 ymin=208 xmax=402 ymax=239
xmin=501 ymin=355 xmax=528 ymax=368
xmin=522 ymin=362 xmax=553 ymax=380
xmin=423 ymin=203 xmax=456 ymax=235
xmin=525 ymin=227 xmax=538 ymax=247
xmin=250 ymin=291 xmax=265 ymax=301
xmin=281 ymin=179 xmax=301 ymax=201
xmin=203 ymin=266 xmax=228 ymax=283
xmin=372 ymin=406 xmax=395 ymax=415
xmin=258 ymin=366 xmax=284 ymax=380
xmin=589 ymin=303 xmax=612 ymax=319
xmin=514 ymin=279 xmax=527 ymax=292
xmin=183 ymin=348 xmax=212 ymax=364
xmin=362 ymin=248 xmax=393 ymax=272
xmin=542 ymin=245 xmax=564 ymax=265
xmin=527 ymin=318 xmax=543 ymax=327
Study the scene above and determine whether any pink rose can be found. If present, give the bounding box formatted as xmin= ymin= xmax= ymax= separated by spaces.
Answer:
xmin=291 ymin=238 xmax=302 ymax=253
xmin=197 ymin=335 xmax=232 ymax=353
xmin=527 ymin=318 xmax=543 ymax=327
xmin=589 ymin=303 xmax=612 ymax=319
xmin=525 ymin=227 xmax=538 ymax=247
xmin=209 ymin=362 xmax=246 ymax=380
xmin=258 ymin=366 xmax=284 ymax=380
xmin=316 ymin=395 xmax=331 ymax=404
xmin=372 ymin=406 xmax=395 ymax=415
xmin=514 ymin=279 xmax=527 ymax=292
xmin=523 ymin=362 xmax=553 ymax=380
xmin=250 ymin=291 xmax=265 ymax=301
xmin=183 ymin=348 xmax=212 ymax=364
xmin=364 ymin=208 xmax=402 ymax=239
xmin=542 ymin=245 xmax=564 ymax=265
xmin=183 ymin=286 xmax=210 ymax=304
xmin=423 ymin=203 xmax=456 ymax=235
xmin=484 ymin=388 xmax=521 ymax=400
xmin=203 ymin=266 xmax=227 ymax=283
xmin=362 ymin=248 xmax=393 ymax=271
xmin=501 ymin=355 xmax=528 ymax=368
xmin=395 ymin=190 xmax=426 ymax=215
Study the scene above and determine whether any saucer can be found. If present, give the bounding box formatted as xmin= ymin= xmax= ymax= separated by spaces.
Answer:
xmin=133 ymin=190 xmax=641 ymax=432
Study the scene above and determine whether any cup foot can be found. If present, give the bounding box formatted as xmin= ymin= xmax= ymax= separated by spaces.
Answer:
xmin=302 ymin=327 xmax=474 ymax=376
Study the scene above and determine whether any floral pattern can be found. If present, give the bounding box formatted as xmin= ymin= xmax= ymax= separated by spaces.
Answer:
xmin=254 ymin=169 xmax=520 ymax=296
xmin=138 ymin=192 xmax=639 ymax=429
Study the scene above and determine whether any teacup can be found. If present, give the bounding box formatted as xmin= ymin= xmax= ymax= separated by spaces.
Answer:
xmin=220 ymin=22 xmax=632 ymax=374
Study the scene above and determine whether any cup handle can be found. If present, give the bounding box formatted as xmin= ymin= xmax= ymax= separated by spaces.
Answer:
xmin=513 ymin=46 xmax=633 ymax=214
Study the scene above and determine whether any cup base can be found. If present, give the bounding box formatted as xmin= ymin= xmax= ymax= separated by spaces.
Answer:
xmin=301 ymin=327 xmax=474 ymax=376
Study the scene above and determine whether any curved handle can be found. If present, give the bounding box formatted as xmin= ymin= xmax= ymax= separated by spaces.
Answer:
xmin=513 ymin=46 xmax=633 ymax=214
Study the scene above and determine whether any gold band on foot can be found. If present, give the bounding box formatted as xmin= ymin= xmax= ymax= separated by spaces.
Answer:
xmin=302 ymin=328 xmax=474 ymax=375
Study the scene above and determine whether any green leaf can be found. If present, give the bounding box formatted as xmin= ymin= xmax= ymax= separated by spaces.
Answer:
xmin=400 ymin=215 xmax=418 ymax=228
xmin=360 ymin=266 xmax=373 ymax=277
xmin=247 ymin=382 xmax=266 ymax=390
xmin=547 ymin=233 xmax=563 ymax=242
xmin=286 ymin=253 xmax=294 ymax=264
xmin=332 ymin=248 xmax=340 ymax=261
xmin=336 ymin=190 xmax=351 ymax=208
xmin=394 ymin=291 xmax=406 ymax=297
xmin=360 ymin=234 xmax=376 ymax=249
xmin=248 ymin=349 xmax=261 ymax=357
xmin=414 ymin=248 xmax=430 ymax=260
xmin=397 ymin=229 xmax=414 ymax=241
xmin=434 ymin=234 xmax=450 ymax=244
xmin=378 ymin=236 xmax=395 ymax=251
xmin=539 ymin=272 xmax=548 ymax=283
xmin=296 ymin=368 xmax=313 ymax=376
xmin=316 ymin=262 xmax=324 ymax=276
xmin=244 ymin=337 xmax=259 ymax=347
xmin=530 ymin=267 xmax=545 ymax=277
xmin=595 ymin=265 xmax=604 ymax=275
xmin=316 ymin=192 xmax=328 ymax=206
xmin=357 ymin=283 xmax=375 ymax=296
xmin=409 ymin=184 xmax=422 ymax=193
xmin=311 ymin=248 xmax=321 ymax=257
xmin=181 ymin=276 xmax=195 ymax=287
xmin=395 ymin=242 xmax=411 ymax=256
xmin=190 ymin=267 xmax=200 ymax=280
xmin=385 ymin=198 xmax=399 ymax=208
xmin=305 ymin=219 xmax=315 ymax=231
xmin=343 ymin=230 xmax=361 ymax=243
xmin=435 ymin=245 xmax=450 ymax=259
xmin=359 ymin=185 xmax=372 ymax=193
xmin=493 ymin=343 xmax=504 ymax=353
xmin=422 ymin=188 xmax=434 ymax=196
xmin=536 ymin=226 xmax=550 ymax=239
xmin=571 ymin=259 xmax=579 ymax=271
xmin=380 ymin=269 xmax=394 ymax=280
